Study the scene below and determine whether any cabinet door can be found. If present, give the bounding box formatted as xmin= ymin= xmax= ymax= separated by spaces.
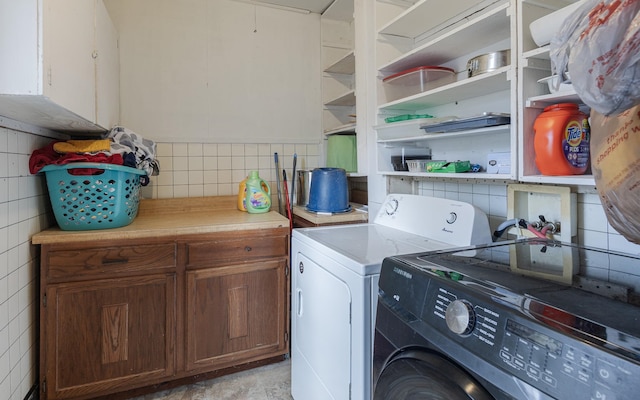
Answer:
xmin=185 ymin=259 xmax=288 ymax=372
xmin=96 ymin=0 xmax=120 ymax=129
xmin=43 ymin=0 xmax=97 ymax=123
xmin=43 ymin=274 xmax=176 ymax=400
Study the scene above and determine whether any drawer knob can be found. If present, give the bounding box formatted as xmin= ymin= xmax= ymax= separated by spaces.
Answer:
xmin=244 ymin=246 xmax=252 ymax=252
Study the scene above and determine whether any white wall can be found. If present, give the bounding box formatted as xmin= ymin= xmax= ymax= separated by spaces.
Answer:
xmin=105 ymin=0 xmax=322 ymax=144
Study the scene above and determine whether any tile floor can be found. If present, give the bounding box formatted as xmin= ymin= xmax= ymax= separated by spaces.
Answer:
xmin=128 ymin=359 xmax=292 ymax=400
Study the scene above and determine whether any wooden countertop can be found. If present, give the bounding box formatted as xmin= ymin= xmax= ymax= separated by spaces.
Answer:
xmin=31 ymin=196 xmax=290 ymax=245
xmin=292 ymin=203 xmax=368 ymax=225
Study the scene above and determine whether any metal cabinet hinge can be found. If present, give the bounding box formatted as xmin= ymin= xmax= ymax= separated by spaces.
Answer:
xmin=43 ymin=294 xmax=46 ymax=308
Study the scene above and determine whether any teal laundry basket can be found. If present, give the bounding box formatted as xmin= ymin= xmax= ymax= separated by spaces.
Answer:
xmin=40 ymin=163 xmax=146 ymax=231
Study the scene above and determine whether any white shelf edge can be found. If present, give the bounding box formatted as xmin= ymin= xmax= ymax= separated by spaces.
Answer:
xmin=522 ymin=45 xmax=550 ymax=60
xmin=378 ymin=2 xmax=511 ymax=73
xmin=378 ymin=67 xmax=511 ymax=111
xmin=324 ymin=50 xmax=355 ymax=75
xmin=526 ymin=91 xmax=583 ymax=108
xmin=373 ymin=119 xmax=433 ymax=131
xmin=377 ymin=124 xmax=511 ymax=144
xmin=322 ymin=0 xmax=354 ymax=22
xmin=324 ymin=122 xmax=356 ymax=136
xmin=519 ymin=174 xmax=596 ymax=186
xmin=324 ymin=89 xmax=356 ymax=107
xmin=379 ymin=170 xmax=515 ymax=180
xmin=377 ymin=0 xmax=497 ymax=40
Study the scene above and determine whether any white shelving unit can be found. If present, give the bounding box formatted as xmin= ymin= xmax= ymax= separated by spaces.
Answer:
xmin=322 ymin=2 xmax=356 ymax=136
xmin=322 ymin=0 xmax=363 ymax=174
xmin=374 ymin=0 xmax=517 ymax=181
xmin=517 ymin=0 xmax=595 ymax=186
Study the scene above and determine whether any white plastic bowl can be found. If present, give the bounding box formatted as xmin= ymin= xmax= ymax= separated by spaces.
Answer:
xmin=529 ymin=0 xmax=588 ymax=47
xmin=538 ymin=75 xmax=574 ymax=93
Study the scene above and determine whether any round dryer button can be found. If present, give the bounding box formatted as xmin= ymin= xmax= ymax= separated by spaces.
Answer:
xmin=445 ymin=299 xmax=476 ymax=335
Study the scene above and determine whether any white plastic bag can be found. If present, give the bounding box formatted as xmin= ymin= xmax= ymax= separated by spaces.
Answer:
xmin=550 ymin=0 xmax=640 ymax=116
xmin=590 ymin=105 xmax=640 ymax=244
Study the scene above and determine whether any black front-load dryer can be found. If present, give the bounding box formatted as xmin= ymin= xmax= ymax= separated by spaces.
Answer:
xmin=373 ymin=239 xmax=640 ymax=400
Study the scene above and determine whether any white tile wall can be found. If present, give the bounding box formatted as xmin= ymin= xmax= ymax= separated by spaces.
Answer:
xmin=141 ymin=142 xmax=321 ymax=200
xmin=0 ymin=126 xmax=53 ymax=400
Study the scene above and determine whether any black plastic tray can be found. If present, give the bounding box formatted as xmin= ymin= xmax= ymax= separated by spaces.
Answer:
xmin=420 ymin=113 xmax=510 ymax=133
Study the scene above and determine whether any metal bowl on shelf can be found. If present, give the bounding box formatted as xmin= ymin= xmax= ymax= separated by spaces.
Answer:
xmin=467 ymin=50 xmax=510 ymax=78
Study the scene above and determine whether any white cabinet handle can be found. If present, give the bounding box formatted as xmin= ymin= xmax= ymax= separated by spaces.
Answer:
xmin=297 ymin=288 xmax=303 ymax=317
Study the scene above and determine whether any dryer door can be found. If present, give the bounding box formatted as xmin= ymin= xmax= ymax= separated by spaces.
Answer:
xmin=291 ymin=252 xmax=351 ymax=400
xmin=374 ymin=350 xmax=495 ymax=400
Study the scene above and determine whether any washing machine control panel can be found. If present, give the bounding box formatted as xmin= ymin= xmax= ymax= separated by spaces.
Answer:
xmin=424 ymin=281 xmax=640 ymax=400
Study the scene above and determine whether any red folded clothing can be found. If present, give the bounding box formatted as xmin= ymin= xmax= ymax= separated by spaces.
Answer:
xmin=29 ymin=141 xmax=124 ymax=174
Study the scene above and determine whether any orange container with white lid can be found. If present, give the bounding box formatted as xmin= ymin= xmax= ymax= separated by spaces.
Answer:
xmin=533 ymin=103 xmax=590 ymax=175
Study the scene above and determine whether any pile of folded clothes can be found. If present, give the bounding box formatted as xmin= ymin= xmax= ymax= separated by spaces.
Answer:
xmin=29 ymin=126 xmax=160 ymax=185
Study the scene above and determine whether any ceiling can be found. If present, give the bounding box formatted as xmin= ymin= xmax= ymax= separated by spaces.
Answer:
xmin=251 ymin=0 xmax=335 ymax=14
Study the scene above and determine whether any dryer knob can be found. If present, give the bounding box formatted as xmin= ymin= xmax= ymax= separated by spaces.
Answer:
xmin=384 ymin=198 xmax=399 ymax=216
xmin=445 ymin=299 xmax=475 ymax=336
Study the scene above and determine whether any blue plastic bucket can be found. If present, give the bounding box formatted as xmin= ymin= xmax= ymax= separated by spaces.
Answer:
xmin=306 ymin=168 xmax=349 ymax=213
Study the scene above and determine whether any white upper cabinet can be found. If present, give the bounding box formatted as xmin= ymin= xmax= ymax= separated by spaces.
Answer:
xmin=0 ymin=0 xmax=119 ymax=133
xmin=374 ymin=0 xmax=518 ymax=180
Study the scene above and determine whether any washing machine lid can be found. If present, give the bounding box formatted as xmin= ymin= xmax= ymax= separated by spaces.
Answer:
xmin=293 ymin=224 xmax=451 ymax=274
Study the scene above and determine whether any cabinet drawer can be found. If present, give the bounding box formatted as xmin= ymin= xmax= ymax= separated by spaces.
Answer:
xmin=186 ymin=234 xmax=288 ymax=268
xmin=45 ymin=244 xmax=176 ymax=282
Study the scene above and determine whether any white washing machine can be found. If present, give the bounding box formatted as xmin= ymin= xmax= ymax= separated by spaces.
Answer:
xmin=290 ymin=194 xmax=493 ymax=400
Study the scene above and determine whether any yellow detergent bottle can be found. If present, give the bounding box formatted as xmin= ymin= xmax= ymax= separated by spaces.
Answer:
xmin=245 ymin=171 xmax=271 ymax=214
xmin=237 ymin=176 xmax=248 ymax=211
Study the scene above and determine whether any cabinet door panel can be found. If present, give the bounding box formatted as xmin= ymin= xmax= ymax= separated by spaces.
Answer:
xmin=44 ymin=274 xmax=176 ymax=399
xmin=43 ymin=0 xmax=96 ymax=123
xmin=96 ymin=0 xmax=120 ymax=128
xmin=186 ymin=260 xmax=287 ymax=371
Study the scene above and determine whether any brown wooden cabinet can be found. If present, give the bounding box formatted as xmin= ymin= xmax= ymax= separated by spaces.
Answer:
xmin=37 ymin=226 xmax=290 ymax=400
xmin=183 ymin=230 xmax=289 ymax=373
xmin=186 ymin=259 xmax=288 ymax=371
